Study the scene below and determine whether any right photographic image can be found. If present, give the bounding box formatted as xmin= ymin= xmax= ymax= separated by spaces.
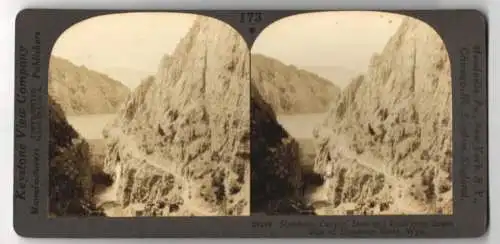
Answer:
xmin=250 ymin=11 xmax=452 ymax=216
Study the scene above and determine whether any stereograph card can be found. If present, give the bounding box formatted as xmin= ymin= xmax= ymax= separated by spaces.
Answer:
xmin=13 ymin=9 xmax=488 ymax=238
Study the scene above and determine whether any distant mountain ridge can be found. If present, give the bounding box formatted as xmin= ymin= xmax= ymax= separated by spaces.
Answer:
xmin=49 ymin=56 xmax=130 ymax=115
xmin=251 ymin=53 xmax=341 ymax=114
xmin=302 ymin=65 xmax=360 ymax=89
xmin=102 ymin=66 xmax=153 ymax=90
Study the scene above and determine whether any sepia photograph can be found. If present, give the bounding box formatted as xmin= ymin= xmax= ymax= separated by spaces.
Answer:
xmin=48 ymin=13 xmax=251 ymax=217
xmin=47 ymin=11 xmax=453 ymax=218
xmin=250 ymin=11 xmax=453 ymax=216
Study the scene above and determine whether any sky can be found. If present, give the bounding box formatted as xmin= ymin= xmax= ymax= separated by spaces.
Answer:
xmin=51 ymin=12 xmax=197 ymax=88
xmin=251 ymin=11 xmax=404 ymax=73
xmin=51 ymin=11 xmax=405 ymax=89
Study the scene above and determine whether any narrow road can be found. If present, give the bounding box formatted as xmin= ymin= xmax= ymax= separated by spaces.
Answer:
xmin=276 ymin=113 xmax=427 ymax=215
xmin=335 ymin=133 xmax=428 ymax=214
xmin=98 ymin=127 xmax=218 ymax=216
xmin=320 ymin=136 xmax=428 ymax=215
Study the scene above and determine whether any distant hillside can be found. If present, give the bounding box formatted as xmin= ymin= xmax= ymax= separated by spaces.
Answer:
xmin=49 ymin=56 xmax=130 ymax=115
xmin=251 ymin=54 xmax=341 ymax=114
xmin=302 ymin=65 xmax=360 ymax=89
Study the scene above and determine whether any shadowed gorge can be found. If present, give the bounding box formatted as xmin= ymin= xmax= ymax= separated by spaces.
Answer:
xmin=250 ymin=82 xmax=315 ymax=215
xmin=48 ymin=96 xmax=105 ymax=217
xmin=48 ymin=55 xmax=132 ymax=217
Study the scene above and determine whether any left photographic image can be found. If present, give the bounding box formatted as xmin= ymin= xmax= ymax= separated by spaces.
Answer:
xmin=48 ymin=13 xmax=251 ymax=217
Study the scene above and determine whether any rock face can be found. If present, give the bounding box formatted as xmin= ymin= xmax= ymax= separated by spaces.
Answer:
xmin=251 ymin=54 xmax=341 ymax=114
xmin=49 ymin=56 xmax=130 ymax=115
xmin=102 ymin=16 xmax=251 ymax=216
xmin=48 ymin=95 xmax=104 ymax=216
xmin=313 ymin=17 xmax=452 ymax=215
xmin=250 ymin=83 xmax=314 ymax=215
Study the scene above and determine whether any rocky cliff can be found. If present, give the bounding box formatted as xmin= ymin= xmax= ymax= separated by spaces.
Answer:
xmin=49 ymin=56 xmax=130 ymax=115
xmin=312 ymin=17 xmax=452 ymax=215
xmin=251 ymin=54 xmax=341 ymax=114
xmin=102 ymin=16 xmax=251 ymax=216
xmin=48 ymin=95 xmax=104 ymax=217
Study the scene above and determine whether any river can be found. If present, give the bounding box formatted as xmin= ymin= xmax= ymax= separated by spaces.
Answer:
xmin=66 ymin=113 xmax=117 ymax=140
xmin=276 ymin=112 xmax=327 ymax=139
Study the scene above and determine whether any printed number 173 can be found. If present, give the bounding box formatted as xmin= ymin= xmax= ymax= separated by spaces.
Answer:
xmin=240 ymin=12 xmax=263 ymax=24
